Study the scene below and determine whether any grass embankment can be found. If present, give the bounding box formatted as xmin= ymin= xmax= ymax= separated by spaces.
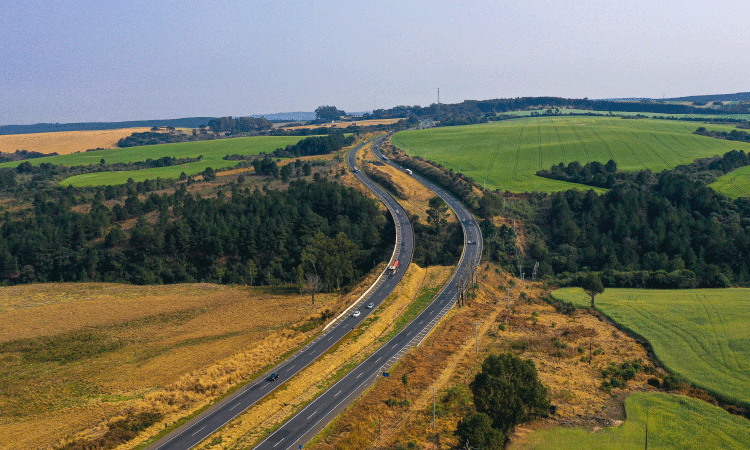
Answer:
xmin=391 ymin=117 xmax=750 ymax=193
xmin=514 ymin=392 xmax=750 ymax=450
xmin=0 ymin=127 xmax=152 ymax=155
xmin=553 ymin=288 xmax=750 ymax=407
xmin=0 ymin=135 xmax=309 ymax=186
xmin=184 ymin=264 xmax=453 ymax=450
xmin=0 ymin=282 xmax=348 ymax=450
xmin=311 ymin=263 xmax=660 ymax=450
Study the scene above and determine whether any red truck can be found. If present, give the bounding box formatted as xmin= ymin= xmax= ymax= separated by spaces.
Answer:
xmin=388 ymin=260 xmax=399 ymax=273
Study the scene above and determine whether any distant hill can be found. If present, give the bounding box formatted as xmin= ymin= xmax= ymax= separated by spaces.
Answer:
xmin=250 ymin=112 xmax=315 ymax=122
xmin=0 ymin=117 xmax=215 ymax=135
xmin=660 ymin=92 xmax=750 ymax=103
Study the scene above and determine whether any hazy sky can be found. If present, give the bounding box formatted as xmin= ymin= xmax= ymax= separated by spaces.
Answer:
xmin=2 ymin=0 xmax=749 ymax=124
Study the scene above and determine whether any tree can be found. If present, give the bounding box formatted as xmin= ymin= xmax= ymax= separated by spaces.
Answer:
xmin=469 ymin=353 xmax=550 ymax=435
xmin=304 ymin=272 xmax=322 ymax=304
xmin=583 ymin=272 xmax=604 ymax=308
xmin=314 ymin=105 xmax=346 ymax=122
xmin=454 ymin=412 xmax=505 ymax=450
xmin=401 ymin=374 xmax=409 ymax=401
xmin=280 ymin=164 xmax=293 ymax=182
xmin=426 ymin=196 xmax=449 ymax=228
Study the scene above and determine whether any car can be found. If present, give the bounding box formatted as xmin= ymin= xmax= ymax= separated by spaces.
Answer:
xmin=352 ymin=310 xmax=361 ymax=317
xmin=266 ymin=373 xmax=279 ymax=382
xmin=366 ymin=302 xmax=374 ymax=309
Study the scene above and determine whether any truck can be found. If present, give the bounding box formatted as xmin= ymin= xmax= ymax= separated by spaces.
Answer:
xmin=387 ymin=260 xmax=399 ymax=274
xmin=405 ymin=169 xmax=413 ymax=175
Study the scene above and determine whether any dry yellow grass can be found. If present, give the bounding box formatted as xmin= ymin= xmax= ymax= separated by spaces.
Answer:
xmin=0 ymin=281 xmax=353 ymax=450
xmin=168 ymin=264 xmax=453 ymax=450
xmin=312 ymin=263 xmax=656 ymax=450
xmin=0 ymin=128 xmax=152 ymax=155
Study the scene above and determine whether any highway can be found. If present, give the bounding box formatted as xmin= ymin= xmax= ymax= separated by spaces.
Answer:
xmin=145 ymin=137 xmax=414 ymax=450
xmin=251 ymin=138 xmax=483 ymax=450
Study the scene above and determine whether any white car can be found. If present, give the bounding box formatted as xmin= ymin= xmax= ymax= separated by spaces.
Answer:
xmin=366 ymin=302 xmax=375 ymax=309
xmin=352 ymin=310 xmax=361 ymax=317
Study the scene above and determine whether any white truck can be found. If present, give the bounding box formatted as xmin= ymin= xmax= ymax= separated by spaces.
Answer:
xmin=405 ymin=169 xmax=413 ymax=175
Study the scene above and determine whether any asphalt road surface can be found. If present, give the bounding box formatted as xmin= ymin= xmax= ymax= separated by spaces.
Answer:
xmin=145 ymin=137 xmax=414 ymax=450
xmin=250 ymin=138 xmax=483 ymax=450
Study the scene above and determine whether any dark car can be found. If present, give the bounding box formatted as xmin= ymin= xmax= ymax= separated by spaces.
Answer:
xmin=266 ymin=373 xmax=279 ymax=382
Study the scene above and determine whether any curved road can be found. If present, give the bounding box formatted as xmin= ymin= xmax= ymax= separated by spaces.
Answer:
xmin=146 ymin=138 xmax=414 ymax=450
xmin=251 ymin=139 xmax=483 ymax=450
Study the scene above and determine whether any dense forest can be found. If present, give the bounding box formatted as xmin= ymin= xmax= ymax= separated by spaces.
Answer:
xmin=528 ymin=161 xmax=750 ymax=287
xmin=0 ymin=180 xmax=391 ymax=289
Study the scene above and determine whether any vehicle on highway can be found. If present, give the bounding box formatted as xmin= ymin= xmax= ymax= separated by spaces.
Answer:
xmin=366 ymin=302 xmax=374 ymax=309
xmin=352 ymin=310 xmax=361 ymax=317
xmin=467 ymin=241 xmax=476 ymax=245
xmin=266 ymin=373 xmax=279 ymax=382
xmin=354 ymin=168 xmax=360 ymax=173
xmin=405 ymin=168 xmax=413 ymax=175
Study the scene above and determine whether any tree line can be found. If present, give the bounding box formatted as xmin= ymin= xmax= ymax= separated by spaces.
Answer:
xmin=0 ymin=179 xmax=391 ymax=288
xmin=267 ymin=133 xmax=355 ymax=158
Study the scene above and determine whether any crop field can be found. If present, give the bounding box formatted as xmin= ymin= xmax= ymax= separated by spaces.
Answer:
xmin=391 ymin=117 xmax=750 ymax=193
xmin=0 ymin=135 xmax=308 ymax=186
xmin=513 ymin=392 xmax=750 ymax=450
xmin=552 ymin=288 xmax=750 ymax=406
xmin=0 ymin=127 xmax=152 ymax=155
xmin=710 ymin=165 xmax=750 ymax=198
xmin=0 ymin=282 xmax=338 ymax=450
xmin=513 ymin=108 xmax=750 ymax=120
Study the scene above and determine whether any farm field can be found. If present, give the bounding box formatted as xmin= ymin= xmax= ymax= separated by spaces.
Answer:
xmin=0 ymin=281 xmax=346 ymax=450
xmin=711 ymin=165 xmax=750 ymax=198
xmin=513 ymin=108 xmax=750 ymax=121
xmin=0 ymin=135 xmax=308 ymax=186
xmin=391 ymin=117 xmax=750 ymax=193
xmin=513 ymin=392 xmax=750 ymax=450
xmin=552 ymin=288 xmax=750 ymax=407
xmin=0 ymin=127 xmax=152 ymax=155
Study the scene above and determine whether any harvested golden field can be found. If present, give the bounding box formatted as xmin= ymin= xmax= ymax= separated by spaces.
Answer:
xmin=312 ymin=263 xmax=661 ymax=450
xmin=283 ymin=118 xmax=404 ymax=130
xmin=0 ymin=281 xmax=358 ymax=450
xmin=168 ymin=264 xmax=453 ymax=450
xmin=0 ymin=128 xmax=151 ymax=155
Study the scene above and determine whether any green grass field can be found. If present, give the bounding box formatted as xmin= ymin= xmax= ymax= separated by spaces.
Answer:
xmin=552 ymin=288 xmax=750 ymax=406
xmin=710 ymin=165 xmax=750 ymax=198
xmin=392 ymin=117 xmax=750 ymax=193
xmin=513 ymin=109 xmax=750 ymax=121
xmin=0 ymin=136 xmax=308 ymax=186
xmin=513 ymin=392 xmax=750 ymax=450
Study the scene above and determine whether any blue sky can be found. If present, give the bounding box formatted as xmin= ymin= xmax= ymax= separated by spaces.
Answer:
xmin=2 ymin=0 xmax=749 ymax=124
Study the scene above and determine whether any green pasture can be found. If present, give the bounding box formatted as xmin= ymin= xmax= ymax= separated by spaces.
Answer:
xmin=711 ymin=165 xmax=750 ymax=198
xmin=553 ymin=287 xmax=750 ymax=406
xmin=392 ymin=117 xmax=750 ymax=193
xmin=513 ymin=108 xmax=750 ymax=120
xmin=513 ymin=392 xmax=750 ymax=450
xmin=0 ymin=136 xmax=308 ymax=186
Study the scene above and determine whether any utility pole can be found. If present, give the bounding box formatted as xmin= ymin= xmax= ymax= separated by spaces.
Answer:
xmin=438 ymin=87 xmax=440 ymax=105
